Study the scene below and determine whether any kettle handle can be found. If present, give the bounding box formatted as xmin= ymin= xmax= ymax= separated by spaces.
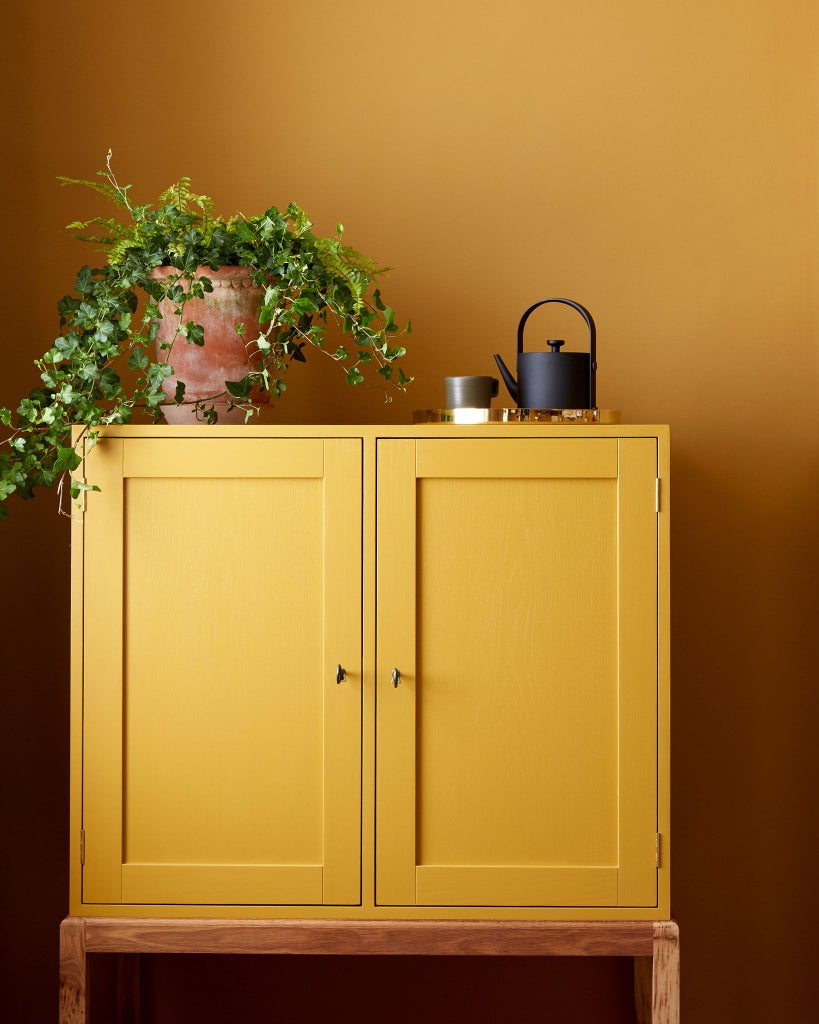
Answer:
xmin=517 ymin=298 xmax=597 ymax=407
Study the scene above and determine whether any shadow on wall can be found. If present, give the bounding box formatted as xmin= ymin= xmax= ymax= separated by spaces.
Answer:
xmin=669 ymin=439 xmax=819 ymax=1020
xmin=92 ymin=953 xmax=639 ymax=1023
xmin=0 ymin=499 xmax=70 ymax=1024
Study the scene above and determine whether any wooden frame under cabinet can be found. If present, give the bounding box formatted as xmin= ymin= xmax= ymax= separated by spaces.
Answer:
xmin=59 ymin=917 xmax=680 ymax=1024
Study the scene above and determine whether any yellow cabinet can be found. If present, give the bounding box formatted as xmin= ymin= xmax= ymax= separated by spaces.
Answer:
xmin=72 ymin=424 xmax=669 ymax=920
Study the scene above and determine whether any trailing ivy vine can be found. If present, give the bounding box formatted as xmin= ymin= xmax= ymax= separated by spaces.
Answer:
xmin=0 ymin=154 xmax=411 ymax=518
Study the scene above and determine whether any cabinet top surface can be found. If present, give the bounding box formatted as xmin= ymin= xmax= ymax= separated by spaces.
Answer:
xmin=79 ymin=423 xmax=669 ymax=441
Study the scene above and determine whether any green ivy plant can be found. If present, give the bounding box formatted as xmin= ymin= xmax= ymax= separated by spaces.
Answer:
xmin=0 ymin=153 xmax=411 ymax=519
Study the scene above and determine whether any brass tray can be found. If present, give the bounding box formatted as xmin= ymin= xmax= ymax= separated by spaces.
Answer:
xmin=413 ymin=408 xmax=621 ymax=425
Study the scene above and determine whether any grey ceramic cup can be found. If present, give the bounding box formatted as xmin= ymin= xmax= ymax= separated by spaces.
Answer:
xmin=444 ymin=375 xmax=500 ymax=409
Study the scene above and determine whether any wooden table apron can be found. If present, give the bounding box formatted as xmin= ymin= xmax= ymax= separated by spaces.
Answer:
xmin=59 ymin=917 xmax=680 ymax=1024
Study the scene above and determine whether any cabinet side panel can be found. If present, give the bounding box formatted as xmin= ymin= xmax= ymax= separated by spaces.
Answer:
xmin=657 ymin=429 xmax=671 ymax=915
xmin=617 ymin=438 xmax=659 ymax=906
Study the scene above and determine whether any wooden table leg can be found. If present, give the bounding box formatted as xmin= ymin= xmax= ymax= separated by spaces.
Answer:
xmin=634 ymin=955 xmax=653 ymax=1024
xmin=634 ymin=921 xmax=680 ymax=1024
xmin=651 ymin=921 xmax=680 ymax=1024
xmin=60 ymin=918 xmax=87 ymax=1024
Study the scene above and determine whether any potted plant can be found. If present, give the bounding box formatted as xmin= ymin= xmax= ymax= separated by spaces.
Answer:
xmin=0 ymin=154 xmax=411 ymax=519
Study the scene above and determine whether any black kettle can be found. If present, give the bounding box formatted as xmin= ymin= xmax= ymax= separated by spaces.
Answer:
xmin=494 ymin=298 xmax=597 ymax=409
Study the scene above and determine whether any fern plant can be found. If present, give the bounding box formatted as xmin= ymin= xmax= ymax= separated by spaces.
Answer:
xmin=0 ymin=154 xmax=412 ymax=519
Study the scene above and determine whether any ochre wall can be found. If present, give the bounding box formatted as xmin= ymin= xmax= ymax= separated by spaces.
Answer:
xmin=1 ymin=2 xmax=818 ymax=1021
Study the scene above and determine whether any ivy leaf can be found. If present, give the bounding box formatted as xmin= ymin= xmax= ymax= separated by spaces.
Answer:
xmin=293 ymin=295 xmax=319 ymax=316
xmin=69 ymin=479 xmax=101 ymax=498
xmin=174 ymin=381 xmax=186 ymax=404
xmin=75 ymin=266 xmax=93 ymax=296
xmin=98 ymin=368 xmax=121 ymax=398
xmin=185 ymin=323 xmax=205 ymax=346
xmin=54 ymin=447 xmax=82 ymax=472
xmin=346 ymin=367 xmax=365 ymax=386
xmin=226 ymin=377 xmax=252 ymax=400
xmin=128 ymin=345 xmax=149 ymax=370
xmin=148 ymin=363 xmax=174 ymax=388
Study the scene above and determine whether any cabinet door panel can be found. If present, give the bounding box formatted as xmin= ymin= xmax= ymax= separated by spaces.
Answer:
xmin=83 ymin=437 xmax=361 ymax=906
xmin=376 ymin=437 xmax=658 ymax=908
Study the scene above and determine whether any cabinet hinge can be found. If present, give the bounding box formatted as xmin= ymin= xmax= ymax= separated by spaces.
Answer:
xmin=655 ymin=832 xmax=662 ymax=869
xmin=80 ymin=829 xmax=86 ymax=866
xmin=655 ymin=478 xmax=661 ymax=513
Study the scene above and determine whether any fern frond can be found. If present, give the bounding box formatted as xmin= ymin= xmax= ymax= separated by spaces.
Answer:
xmin=64 ymin=217 xmax=129 ymax=251
xmin=159 ymin=177 xmax=194 ymax=208
xmin=69 ymin=233 xmax=121 ymax=249
xmin=57 ymin=175 xmax=131 ymax=209
xmin=107 ymin=238 xmax=142 ymax=265
xmin=158 ymin=178 xmax=219 ymax=243
xmin=66 ymin=216 xmax=126 ymax=235
xmin=313 ymin=237 xmax=387 ymax=301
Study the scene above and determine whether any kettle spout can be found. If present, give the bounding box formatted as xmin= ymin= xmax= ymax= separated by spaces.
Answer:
xmin=493 ymin=354 xmax=518 ymax=403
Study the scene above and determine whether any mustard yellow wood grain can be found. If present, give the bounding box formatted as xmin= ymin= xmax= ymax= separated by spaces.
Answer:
xmin=73 ymin=424 xmax=669 ymax=920
xmin=123 ymin=474 xmax=325 ymax=874
xmin=82 ymin=436 xmax=361 ymax=907
xmin=82 ymin=437 xmax=125 ymax=904
xmin=122 ymin=437 xmax=323 ymax=479
xmin=121 ymin=864 xmax=322 ymax=905
xmin=413 ymin=475 xmax=619 ymax=872
xmin=374 ymin=440 xmax=418 ymax=906
xmin=321 ymin=438 xmax=363 ymax=904
xmin=617 ymin=438 xmax=660 ymax=906
xmin=377 ymin=437 xmax=652 ymax=909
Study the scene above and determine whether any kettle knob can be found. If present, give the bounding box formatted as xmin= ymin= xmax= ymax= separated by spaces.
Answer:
xmin=547 ymin=339 xmax=565 ymax=352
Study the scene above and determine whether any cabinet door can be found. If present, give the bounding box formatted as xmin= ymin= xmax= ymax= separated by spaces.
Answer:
xmin=376 ymin=437 xmax=658 ymax=908
xmin=82 ymin=437 xmax=361 ymax=906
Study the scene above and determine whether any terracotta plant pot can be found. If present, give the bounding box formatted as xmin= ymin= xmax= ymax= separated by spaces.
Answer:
xmin=149 ymin=265 xmax=270 ymax=423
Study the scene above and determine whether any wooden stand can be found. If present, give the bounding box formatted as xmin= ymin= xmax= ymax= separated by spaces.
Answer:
xmin=60 ymin=917 xmax=679 ymax=1024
